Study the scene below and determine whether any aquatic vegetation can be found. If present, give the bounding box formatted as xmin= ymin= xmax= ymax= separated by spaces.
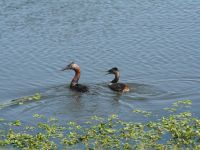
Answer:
xmin=0 ymin=100 xmax=200 ymax=150
xmin=164 ymin=100 xmax=192 ymax=112
xmin=33 ymin=114 xmax=44 ymax=119
xmin=0 ymin=118 xmax=4 ymax=122
xmin=132 ymin=109 xmax=152 ymax=117
xmin=0 ymin=93 xmax=41 ymax=109
xmin=12 ymin=92 xmax=42 ymax=104
xmin=10 ymin=120 xmax=21 ymax=126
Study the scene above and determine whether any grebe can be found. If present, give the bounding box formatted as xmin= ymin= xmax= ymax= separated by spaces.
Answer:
xmin=61 ymin=62 xmax=89 ymax=93
xmin=106 ymin=67 xmax=129 ymax=92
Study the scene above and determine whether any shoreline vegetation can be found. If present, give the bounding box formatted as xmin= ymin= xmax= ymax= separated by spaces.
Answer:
xmin=0 ymin=95 xmax=199 ymax=149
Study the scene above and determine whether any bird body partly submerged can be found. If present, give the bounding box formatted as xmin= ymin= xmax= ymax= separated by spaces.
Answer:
xmin=107 ymin=67 xmax=129 ymax=92
xmin=62 ymin=62 xmax=89 ymax=93
xmin=108 ymin=82 xmax=129 ymax=92
xmin=70 ymin=84 xmax=89 ymax=93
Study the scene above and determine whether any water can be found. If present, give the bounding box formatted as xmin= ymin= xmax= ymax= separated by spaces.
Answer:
xmin=0 ymin=0 xmax=200 ymax=123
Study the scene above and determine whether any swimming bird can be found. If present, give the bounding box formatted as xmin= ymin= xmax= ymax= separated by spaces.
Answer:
xmin=61 ymin=62 xmax=89 ymax=93
xmin=106 ymin=67 xmax=129 ymax=92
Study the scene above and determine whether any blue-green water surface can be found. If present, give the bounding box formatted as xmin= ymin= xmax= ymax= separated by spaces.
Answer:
xmin=0 ymin=0 xmax=200 ymax=123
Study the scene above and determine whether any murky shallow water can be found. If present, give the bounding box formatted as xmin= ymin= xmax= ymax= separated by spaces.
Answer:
xmin=0 ymin=0 xmax=200 ymax=124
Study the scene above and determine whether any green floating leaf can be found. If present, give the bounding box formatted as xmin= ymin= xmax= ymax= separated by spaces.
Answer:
xmin=0 ymin=118 xmax=5 ymax=122
xmin=133 ymin=109 xmax=152 ymax=116
xmin=11 ymin=120 xmax=21 ymax=126
xmin=33 ymin=114 xmax=44 ymax=119
xmin=33 ymin=93 xmax=41 ymax=101
xmin=172 ymin=100 xmax=192 ymax=107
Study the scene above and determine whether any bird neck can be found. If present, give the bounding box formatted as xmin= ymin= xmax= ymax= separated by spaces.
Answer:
xmin=71 ymin=68 xmax=81 ymax=86
xmin=111 ymin=71 xmax=120 ymax=83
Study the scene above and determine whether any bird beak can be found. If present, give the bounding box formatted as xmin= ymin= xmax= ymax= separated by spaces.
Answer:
xmin=61 ymin=66 xmax=70 ymax=71
xmin=105 ymin=72 xmax=109 ymax=75
xmin=105 ymin=70 xmax=111 ymax=75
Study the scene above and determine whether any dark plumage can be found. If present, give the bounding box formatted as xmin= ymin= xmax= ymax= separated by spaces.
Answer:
xmin=61 ymin=62 xmax=89 ymax=93
xmin=70 ymin=84 xmax=89 ymax=93
xmin=107 ymin=67 xmax=129 ymax=92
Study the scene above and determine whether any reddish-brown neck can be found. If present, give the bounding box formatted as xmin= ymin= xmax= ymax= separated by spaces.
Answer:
xmin=71 ymin=68 xmax=81 ymax=86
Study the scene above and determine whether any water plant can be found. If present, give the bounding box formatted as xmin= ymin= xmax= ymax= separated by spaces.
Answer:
xmin=0 ymin=100 xmax=199 ymax=150
xmin=0 ymin=93 xmax=41 ymax=109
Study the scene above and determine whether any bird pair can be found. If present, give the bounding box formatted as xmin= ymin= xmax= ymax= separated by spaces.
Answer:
xmin=61 ymin=62 xmax=129 ymax=93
